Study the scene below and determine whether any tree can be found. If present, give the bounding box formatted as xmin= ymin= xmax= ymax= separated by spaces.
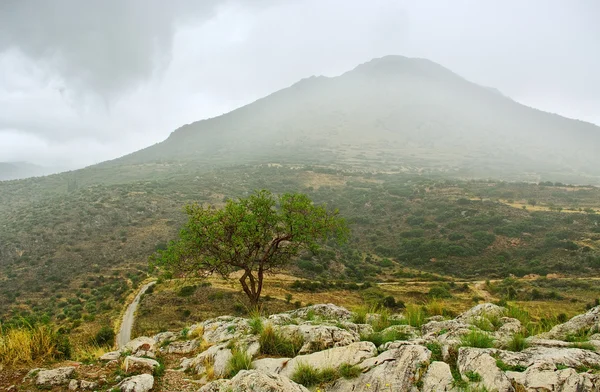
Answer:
xmin=153 ymin=190 xmax=348 ymax=305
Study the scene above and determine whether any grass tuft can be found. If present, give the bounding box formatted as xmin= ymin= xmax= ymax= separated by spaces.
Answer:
xmin=460 ymin=329 xmax=494 ymax=348
xmin=226 ymin=348 xmax=253 ymax=378
xmin=259 ymin=325 xmax=304 ymax=357
xmin=506 ymin=333 xmax=528 ymax=352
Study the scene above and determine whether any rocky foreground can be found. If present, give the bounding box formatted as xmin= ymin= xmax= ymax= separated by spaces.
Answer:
xmin=17 ymin=303 xmax=600 ymax=391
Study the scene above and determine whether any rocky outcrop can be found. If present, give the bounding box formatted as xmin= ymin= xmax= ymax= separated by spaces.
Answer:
xmin=539 ymin=305 xmax=600 ymax=340
xmin=32 ymin=367 xmax=76 ymax=387
xmin=199 ymin=370 xmax=309 ymax=392
xmin=507 ymin=361 xmax=600 ymax=391
xmin=457 ymin=348 xmax=514 ymax=392
xmin=329 ymin=344 xmax=431 ymax=391
xmin=117 ymin=374 xmax=154 ymax=392
xmin=421 ymin=361 xmax=456 ymax=392
xmin=185 ymin=343 xmax=233 ymax=378
xmin=278 ymin=323 xmax=360 ymax=354
xmin=68 ymin=379 xmax=98 ymax=390
xmin=164 ymin=339 xmax=200 ymax=354
xmin=123 ymin=336 xmax=156 ymax=358
xmin=123 ymin=356 xmax=160 ymax=374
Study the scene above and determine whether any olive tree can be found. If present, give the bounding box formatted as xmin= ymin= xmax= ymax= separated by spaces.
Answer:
xmin=153 ymin=190 xmax=348 ymax=305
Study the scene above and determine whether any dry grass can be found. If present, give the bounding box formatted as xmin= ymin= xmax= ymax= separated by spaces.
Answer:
xmin=0 ymin=324 xmax=67 ymax=366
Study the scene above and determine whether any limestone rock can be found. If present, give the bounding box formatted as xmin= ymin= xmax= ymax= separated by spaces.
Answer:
xmin=200 ymin=316 xmax=250 ymax=344
xmin=506 ymin=361 xmax=600 ymax=391
xmin=34 ymin=367 xmax=76 ymax=387
xmin=421 ymin=361 xmax=456 ymax=392
xmin=329 ymin=344 xmax=431 ymax=391
xmin=280 ymin=341 xmax=377 ymax=378
xmin=539 ymin=305 xmax=600 ymax=340
xmin=457 ymin=348 xmax=514 ymax=392
xmin=198 ymin=370 xmax=309 ymax=392
xmin=164 ymin=339 xmax=199 ymax=354
xmin=278 ymin=323 xmax=360 ymax=354
xmin=100 ymin=350 xmax=121 ymax=361
xmin=252 ymin=357 xmax=290 ymax=374
xmin=456 ymin=303 xmax=506 ymax=323
xmin=68 ymin=379 xmax=98 ymax=390
xmin=287 ymin=303 xmax=353 ymax=321
xmin=153 ymin=331 xmax=177 ymax=345
xmin=123 ymin=356 xmax=160 ymax=374
xmin=187 ymin=343 xmax=233 ymax=378
xmin=494 ymin=346 xmax=600 ymax=369
xmin=117 ymin=374 xmax=154 ymax=392
xmin=123 ymin=336 xmax=156 ymax=358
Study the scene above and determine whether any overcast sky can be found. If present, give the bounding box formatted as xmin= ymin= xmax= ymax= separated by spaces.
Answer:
xmin=0 ymin=0 xmax=598 ymax=169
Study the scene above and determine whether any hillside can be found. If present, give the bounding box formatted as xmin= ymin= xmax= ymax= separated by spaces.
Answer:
xmin=1 ymin=55 xmax=600 ymax=345
xmin=0 ymin=162 xmax=48 ymax=181
xmin=110 ymin=55 xmax=600 ymax=184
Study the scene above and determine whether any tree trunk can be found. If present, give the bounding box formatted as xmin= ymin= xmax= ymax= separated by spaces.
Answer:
xmin=239 ymin=269 xmax=262 ymax=306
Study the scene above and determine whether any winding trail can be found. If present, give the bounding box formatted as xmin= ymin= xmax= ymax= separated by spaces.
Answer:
xmin=117 ymin=281 xmax=156 ymax=348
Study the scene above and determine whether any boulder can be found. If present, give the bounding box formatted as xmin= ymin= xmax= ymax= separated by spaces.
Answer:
xmin=164 ymin=339 xmax=200 ymax=354
xmin=538 ymin=306 xmax=600 ymax=340
xmin=421 ymin=319 xmax=473 ymax=346
xmin=421 ymin=361 xmax=456 ymax=392
xmin=34 ymin=367 xmax=76 ymax=387
xmin=198 ymin=370 xmax=309 ymax=392
xmin=286 ymin=303 xmax=353 ymax=321
xmin=506 ymin=361 xmax=592 ymax=391
xmin=123 ymin=336 xmax=156 ymax=358
xmin=280 ymin=341 xmax=377 ymax=379
xmin=200 ymin=316 xmax=250 ymax=344
xmin=68 ymin=379 xmax=98 ymax=390
xmin=457 ymin=348 xmax=514 ymax=392
xmin=378 ymin=324 xmax=420 ymax=340
xmin=186 ymin=343 xmax=233 ymax=378
xmin=494 ymin=346 xmax=600 ymax=369
xmin=100 ymin=350 xmax=121 ymax=361
xmin=456 ymin=303 xmax=506 ymax=323
xmin=278 ymin=323 xmax=360 ymax=354
xmin=153 ymin=331 xmax=177 ymax=345
xmin=329 ymin=344 xmax=431 ymax=391
xmin=117 ymin=374 xmax=154 ymax=392
xmin=252 ymin=357 xmax=290 ymax=374
xmin=123 ymin=356 xmax=160 ymax=374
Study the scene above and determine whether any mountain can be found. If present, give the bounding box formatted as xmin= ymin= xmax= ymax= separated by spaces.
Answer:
xmin=0 ymin=162 xmax=48 ymax=181
xmin=107 ymin=55 xmax=600 ymax=184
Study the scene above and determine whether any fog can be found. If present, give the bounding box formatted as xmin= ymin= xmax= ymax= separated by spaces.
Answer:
xmin=0 ymin=0 xmax=598 ymax=168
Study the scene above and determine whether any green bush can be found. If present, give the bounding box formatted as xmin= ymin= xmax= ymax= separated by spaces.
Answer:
xmin=94 ymin=326 xmax=115 ymax=347
xmin=226 ymin=348 xmax=253 ymax=378
xmin=460 ymin=329 xmax=494 ymax=348
xmin=291 ymin=362 xmax=338 ymax=387
xmin=177 ymin=285 xmax=197 ymax=297
xmin=259 ymin=325 xmax=304 ymax=357
xmin=428 ymin=286 xmax=452 ymax=299
xmin=506 ymin=333 xmax=528 ymax=352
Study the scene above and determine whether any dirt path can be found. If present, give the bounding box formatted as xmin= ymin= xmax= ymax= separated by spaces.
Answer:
xmin=117 ymin=281 xmax=156 ymax=348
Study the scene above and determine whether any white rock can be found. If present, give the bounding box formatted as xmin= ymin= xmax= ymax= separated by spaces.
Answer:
xmin=539 ymin=305 xmax=600 ymax=340
xmin=100 ymin=350 xmax=121 ymax=361
xmin=34 ymin=367 xmax=76 ymax=387
xmin=280 ymin=341 xmax=377 ymax=378
xmin=457 ymin=348 xmax=514 ymax=392
xmin=252 ymin=357 xmax=290 ymax=374
xmin=506 ymin=361 xmax=594 ymax=392
xmin=117 ymin=374 xmax=154 ymax=392
xmin=278 ymin=323 xmax=360 ymax=354
xmin=421 ymin=361 xmax=456 ymax=392
xmin=123 ymin=356 xmax=160 ymax=374
xmin=123 ymin=336 xmax=156 ymax=358
xmin=456 ymin=303 xmax=506 ymax=323
xmin=329 ymin=344 xmax=431 ymax=391
xmin=198 ymin=370 xmax=309 ymax=392
xmin=153 ymin=331 xmax=177 ymax=345
xmin=68 ymin=379 xmax=98 ymax=390
xmin=164 ymin=339 xmax=199 ymax=354
xmin=187 ymin=343 xmax=232 ymax=378
xmin=201 ymin=316 xmax=250 ymax=344
xmin=494 ymin=346 xmax=600 ymax=368
xmin=287 ymin=303 xmax=353 ymax=321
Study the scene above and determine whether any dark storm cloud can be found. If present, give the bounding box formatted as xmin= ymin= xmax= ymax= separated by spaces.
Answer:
xmin=0 ymin=0 xmax=598 ymax=167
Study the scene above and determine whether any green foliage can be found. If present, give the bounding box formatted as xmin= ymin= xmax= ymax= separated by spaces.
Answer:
xmin=248 ymin=315 xmax=264 ymax=335
xmin=178 ymin=285 xmax=197 ymax=297
xmin=93 ymin=326 xmax=115 ymax=347
xmin=404 ymin=305 xmax=427 ymax=328
xmin=495 ymin=358 xmax=527 ymax=372
xmin=259 ymin=325 xmax=304 ymax=357
xmin=338 ymin=363 xmax=361 ymax=379
xmin=428 ymin=286 xmax=452 ymax=299
xmin=506 ymin=334 xmax=528 ymax=352
xmin=226 ymin=348 xmax=253 ymax=378
xmin=291 ymin=362 xmax=339 ymax=387
xmin=568 ymin=342 xmax=596 ymax=351
xmin=360 ymin=329 xmax=410 ymax=347
xmin=465 ymin=371 xmax=482 ymax=382
xmin=460 ymin=329 xmax=494 ymax=348
xmin=153 ymin=190 xmax=348 ymax=304
xmin=426 ymin=342 xmax=443 ymax=362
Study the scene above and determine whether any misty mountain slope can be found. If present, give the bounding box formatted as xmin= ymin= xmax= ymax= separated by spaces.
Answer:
xmin=111 ymin=55 xmax=600 ymax=182
xmin=0 ymin=162 xmax=47 ymax=181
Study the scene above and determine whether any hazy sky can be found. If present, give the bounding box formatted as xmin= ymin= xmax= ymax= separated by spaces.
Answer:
xmin=0 ymin=0 xmax=598 ymax=168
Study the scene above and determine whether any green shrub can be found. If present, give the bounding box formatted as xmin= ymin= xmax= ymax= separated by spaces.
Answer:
xmin=465 ymin=371 xmax=482 ymax=382
xmin=506 ymin=334 xmax=528 ymax=352
xmin=426 ymin=342 xmax=443 ymax=362
xmin=460 ymin=329 xmax=494 ymax=348
xmin=226 ymin=348 xmax=253 ymax=378
xmin=259 ymin=325 xmax=304 ymax=357
xmin=248 ymin=315 xmax=264 ymax=335
xmin=404 ymin=305 xmax=426 ymax=328
xmin=428 ymin=286 xmax=452 ymax=299
xmin=178 ymin=285 xmax=197 ymax=297
xmin=93 ymin=326 xmax=115 ymax=347
xmin=291 ymin=362 xmax=339 ymax=387
xmin=339 ymin=363 xmax=361 ymax=379
xmin=360 ymin=329 xmax=409 ymax=347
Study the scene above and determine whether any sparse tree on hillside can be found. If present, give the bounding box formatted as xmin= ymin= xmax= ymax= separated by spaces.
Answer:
xmin=152 ymin=190 xmax=348 ymax=305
